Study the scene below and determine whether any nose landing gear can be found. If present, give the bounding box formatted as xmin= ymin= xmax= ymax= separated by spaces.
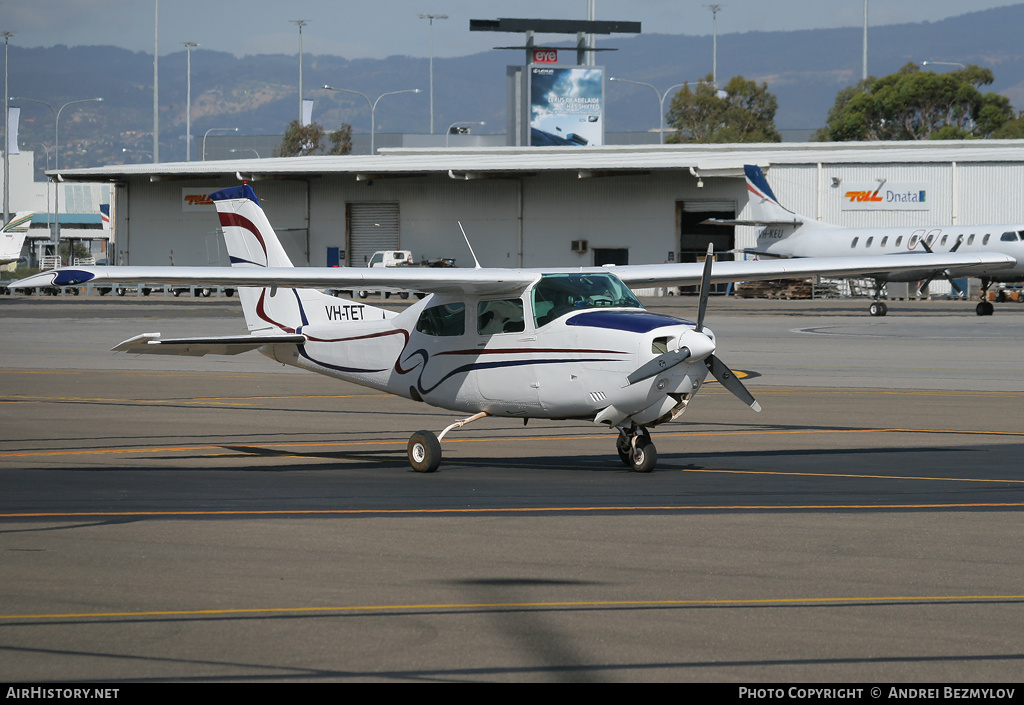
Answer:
xmin=616 ymin=426 xmax=657 ymax=473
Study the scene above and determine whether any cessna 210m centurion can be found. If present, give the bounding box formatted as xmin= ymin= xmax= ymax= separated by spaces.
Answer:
xmin=732 ymin=165 xmax=1024 ymax=316
xmin=8 ymin=185 xmax=1016 ymax=472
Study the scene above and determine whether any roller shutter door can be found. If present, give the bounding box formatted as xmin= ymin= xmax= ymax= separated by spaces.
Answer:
xmin=347 ymin=202 xmax=400 ymax=266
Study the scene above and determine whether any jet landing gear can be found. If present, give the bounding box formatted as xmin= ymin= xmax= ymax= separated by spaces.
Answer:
xmin=406 ymin=412 xmax=489 ymax=472
xmin=976 ymin=278 xmax=995 ymax=316
xmin=869 ymin=280 xmax=888 ymax=317
xmin=616 ymin=426 xmax=657 ymax=473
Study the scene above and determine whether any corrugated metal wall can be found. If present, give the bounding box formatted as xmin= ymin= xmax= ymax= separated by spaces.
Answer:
xmin=120 ymin=159 xmax=1024 ymax=269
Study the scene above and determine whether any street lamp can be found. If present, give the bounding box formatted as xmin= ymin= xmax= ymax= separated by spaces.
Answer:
xmin=202 ymin=127 xmax=238 ymax=161
xmin=446 ymin=121 xmax=485 ymax=147
xmin=418 ymin=13 xmax=448 ymax=134
xmin=705 ymin=4 xmax=722 ymax=87
xmin=323 ymin=85 xmax=420 ymax=154
xmin=922 ymin=60 xmax=966 ymax=70
xmin=184 ymin=42 xmax=198 ymax=161
xmin=608 ymin=78 xmax=689 ymax=144
xmin=290 ymin=20 xmax=309 ymax=124
xmin=230 ymin=148 xmax=261 ymax=159
xmin=3 ymin=30 xmax=14 ymax=226
xmin=12 ymin=96 xmax=102 ymax=259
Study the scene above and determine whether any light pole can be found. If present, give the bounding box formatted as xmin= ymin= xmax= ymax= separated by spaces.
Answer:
xmin=608 ymin=78 xmax=689 ymax=144
xmin=290 ymin=20 xmax=309 ymax=124
xmin=3 ymin=30 xmax=13 ymax=226
xmin=12 ymin=96 xmax=103 ymax=260
xmin=323 ymin=85 xmax=420 ymax=154
xmin=202 ymin=127 xmax=239 ymax=161
xmin=153 ymin=0 xmax=159 ymax=163
xmin=418 ymin=13 xmax=447 ymax=134
xmin=705 ymin=4 xmax=723 ymax=87
xmin=230 ymin=148 xmax=260 ymax=159
xmin=446 ymin=121 xmax=484 ymax=147
xmin=184 ymin=42 xmax=198 ymax=161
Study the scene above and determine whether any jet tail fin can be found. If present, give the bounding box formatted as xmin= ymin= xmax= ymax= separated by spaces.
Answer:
xmin=1 ymin=211 xmax=33 ymax=265
xmin=743 ymin=165 xmax=806 ymax=226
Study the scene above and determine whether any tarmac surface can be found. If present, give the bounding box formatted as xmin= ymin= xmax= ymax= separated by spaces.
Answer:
xmin=1 ymin=292 xmax=1023 ymax=682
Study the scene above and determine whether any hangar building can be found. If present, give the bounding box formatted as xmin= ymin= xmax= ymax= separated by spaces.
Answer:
xmin=51 ymin=141 xmax=1024 ymax=272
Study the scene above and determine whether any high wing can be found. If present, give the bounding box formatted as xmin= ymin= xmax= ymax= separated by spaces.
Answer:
xmin=8 ymin=251 xmax=1016 ymax=295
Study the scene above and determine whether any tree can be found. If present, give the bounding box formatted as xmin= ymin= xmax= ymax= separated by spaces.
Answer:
xmin=817 ymin=63 xmax=1015 ymax=141
xmin=665 ymin=75 xmax=781 ymax=143
xmin=276 ymin=120 xmax=353 ymax=157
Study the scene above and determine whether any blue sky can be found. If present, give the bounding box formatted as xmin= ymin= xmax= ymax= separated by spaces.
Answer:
xmin=2 ymin=1 xmax=1020 ymax=58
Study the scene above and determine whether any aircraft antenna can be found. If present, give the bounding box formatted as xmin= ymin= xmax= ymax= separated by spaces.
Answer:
xmin=458 ymin=221 xmax=482 ymax=269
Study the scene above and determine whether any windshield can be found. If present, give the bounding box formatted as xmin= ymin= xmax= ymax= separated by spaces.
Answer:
xmin=532 ymin=273 xmax=643 ymax=328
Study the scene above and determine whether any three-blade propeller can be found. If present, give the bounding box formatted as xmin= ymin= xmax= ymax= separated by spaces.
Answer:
xmin=623 ymin=244 xmax=761 ymax=412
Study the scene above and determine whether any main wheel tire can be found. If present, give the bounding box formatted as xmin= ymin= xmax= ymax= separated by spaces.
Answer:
xmin=976 ymin=301 xmax=995 ymax=316
xmin=629 ymin=436 xmax=657 ymax=473
xmin=399 ymin=292 xmax=410 ymax=300
xmin=115 ymin=287 xmax=126 ymax=297
xmin=868 ymin=301 xmax=887 ymax=317
xmin=408 ymin=430 xmax=441 ymax=473
xmin=200 ymin=288 xmax=212 ymax=298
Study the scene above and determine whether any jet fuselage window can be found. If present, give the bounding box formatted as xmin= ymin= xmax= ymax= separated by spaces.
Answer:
xmin=478 ymin=299 xmax=525 ymax=335
xmin=940 ymin=235 xmax=948 ymax=246
xmin=895 ymin=236 xmax=903 ymax=247
xmin=866 ymin=237 xmax=874 ymax=247
xmin=850 ymin=237 xmax=859 ymax=248
xmin=416 ymin=302 xmax=466 ymax=337
xmin=881 ymin=236 xmax=889 ymax=247
xmin=532 ymin=273 xmax=643 ymax=328
xmin=968 ymin=234 xmax=975 ymax=245
xmin=983 ymin=234 xmax=991 ymax=245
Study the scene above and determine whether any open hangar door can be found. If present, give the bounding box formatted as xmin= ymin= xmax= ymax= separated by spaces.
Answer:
xmin=678 ymin=200 xmax=736 ymax=293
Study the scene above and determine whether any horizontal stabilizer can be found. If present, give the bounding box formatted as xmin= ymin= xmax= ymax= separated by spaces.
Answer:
xmin=113 ymin=332 xmax=307 ymax=357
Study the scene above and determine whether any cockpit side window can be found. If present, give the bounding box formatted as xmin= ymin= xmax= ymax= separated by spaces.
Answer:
xmin=532 ymin=273 xmax=642 ymax=328
xmin=1000 ymin=231 xmax=1019 ymax=242
xmin=415 ymin=302 xmax=465 ymax=337
xmin=478 ymin=299 xmax=525 ymax=335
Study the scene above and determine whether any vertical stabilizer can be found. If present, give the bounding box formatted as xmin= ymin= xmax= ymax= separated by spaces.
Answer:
xmin=1 ymin=212 xmax=33 ymax=265
xmin=744 ymin=165 xmax=804 ymax=225
xmin=209 ymin=184 xmax=389 ymax=333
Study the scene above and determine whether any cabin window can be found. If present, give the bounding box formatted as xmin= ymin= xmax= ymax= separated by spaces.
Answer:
xmin=415 ymin=302 xmax=465 ymax=337
xmin=477 ymin=299 xmax=525 ymax=335
xmin=880 ymin=236 xmax=888 ymax=247
xmin=1000 ymin=231 xmax=1019 ymax=242
xmin=895 ymin=236 xmax=903 ymax=247
xmin=983 ymin=234 xmax=991 ymax=245
xmin=865 ymin=237 xmax=874 ymax=247
xmin=940 ymin=235 xmax=948 ymax=246
xmin=532 ymin=272 xmax=642 ymax=328
xmin=968 ymin=234 xmax=975 ymax=245
xmin=850 ymin=237 xmax=859 ymax=248
xmin=926 ymin=234 xmax=935 ymax=247
xmin=909 ymin=235 xmax=919 ymax=248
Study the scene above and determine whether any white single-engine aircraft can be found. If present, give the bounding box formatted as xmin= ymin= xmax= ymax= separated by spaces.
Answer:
xmin=1 ymin=212 xmax=33 ymax=266
xmin=731 ymin=165 xmax=1024 ymax=316
xmin=7 ymin=185 xmax=1016 ymax=472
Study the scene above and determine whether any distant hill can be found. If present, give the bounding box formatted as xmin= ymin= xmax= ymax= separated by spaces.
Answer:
xmin=7 ymin=4 xmax=1024 ymax=176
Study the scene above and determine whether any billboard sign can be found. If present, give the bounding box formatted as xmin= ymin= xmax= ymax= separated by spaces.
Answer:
xmin=841 ymin=182 xmax=930 ymax=211
xmin=532 ymin=49 xmax=558 ymax=64
xmin=529 ymin=66 xmax=604 ymax=147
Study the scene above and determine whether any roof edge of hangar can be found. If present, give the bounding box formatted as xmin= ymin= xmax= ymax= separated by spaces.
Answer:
xmin=44 ymin=139 xmax=1024 ymax=182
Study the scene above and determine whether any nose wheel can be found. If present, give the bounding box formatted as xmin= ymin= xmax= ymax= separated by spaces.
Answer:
xmin=616 ymin=427 xmax=657 ymax=473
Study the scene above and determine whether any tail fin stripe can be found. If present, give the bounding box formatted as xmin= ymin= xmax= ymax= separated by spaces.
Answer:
xmin=218 ymin=212 xmax=267 ymax=261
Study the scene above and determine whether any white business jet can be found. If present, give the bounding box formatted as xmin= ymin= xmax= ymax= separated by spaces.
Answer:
xmin=1 ymin=212 xmax=33 ymax=266
xmin=7 ymin=185 xmax=1015 ymax=472
xmin=732 ymin=165 xmax=1024 ymax=316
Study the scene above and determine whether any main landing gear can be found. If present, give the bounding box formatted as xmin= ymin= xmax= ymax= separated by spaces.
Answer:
xmin=868 ymin=280 xmax=888 ymax=317
xmin=616 ymin=426 xmax=657 ymax=473
xmin=976 ymin=277 xmax=995 ymax=316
